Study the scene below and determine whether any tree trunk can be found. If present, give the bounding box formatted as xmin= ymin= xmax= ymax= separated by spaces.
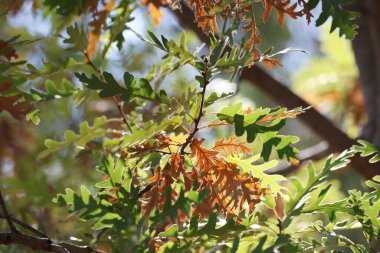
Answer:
xmin=351 ymin=0 xmax=380 ymax=146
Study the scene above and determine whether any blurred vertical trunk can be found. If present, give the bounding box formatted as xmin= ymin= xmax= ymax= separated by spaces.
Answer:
xmin=351 ymin=0 xmax=380 ymax=146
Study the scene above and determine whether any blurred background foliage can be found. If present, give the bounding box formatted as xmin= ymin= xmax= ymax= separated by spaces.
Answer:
xmin=293 ymin=25 xmax=363 ymax=138
xmin=0 ymin=0 xmax=371 ymax=252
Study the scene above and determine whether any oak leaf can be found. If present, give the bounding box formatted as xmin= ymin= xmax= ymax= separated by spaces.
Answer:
xmin=86 ymin=0 xmax=116 ymax=59
xmin=213 ymin=136 xmax=252 ymax=156
xmin=0 ymin=83 xmax=33 ymax=119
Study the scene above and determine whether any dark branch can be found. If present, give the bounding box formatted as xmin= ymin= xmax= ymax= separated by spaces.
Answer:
xmin=180 ymin=56 xmax=210 ymax=154
xmin=0 ymin=214 xmax=47 ymax=238
xmin=0 ymin=232 xmax=104 ymax=253
xmin=0 ymin=191 xmax=17 ymax=233
xmin=112 ymin=98 xmax=133 ymax=134
xmin=0 ymin=189 xmax=104 ymax=253
xmin=138 ymin=184 xmax=153 ymax=198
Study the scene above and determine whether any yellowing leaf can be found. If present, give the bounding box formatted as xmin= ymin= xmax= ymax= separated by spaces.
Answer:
xmin=225 ymin=156 xmax=285 ymax=195
xmin=87 ymin=32 xmax=99 ymax=60
xmin=86 ymin=0 xmax=116 ymax=59
xmin=161 ymin=133 xmax=188 ymax=153
xmin=149 ymin=4 xmax=163 ymax=25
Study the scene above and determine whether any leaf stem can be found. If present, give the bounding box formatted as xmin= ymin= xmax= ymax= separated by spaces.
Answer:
xmin=0 ymin=190 xmax=17 ymax=233
xmin=180 ymin=57 xmax=210 ymax=154
xmin=83 ymin=52 xmax=133 ymax=133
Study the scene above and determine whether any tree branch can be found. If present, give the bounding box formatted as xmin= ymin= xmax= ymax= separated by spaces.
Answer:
xmin=0 ymin=214 xmax=47 ymax=238
xmin=0 ymin=232 xmax=104 ymax=253
xmin=0 ymin=191 xmax=17 ymax=233
xmin=138 ymin=184 xmax=152 ymax=198
xmin=84 ymin=52 xmax=133 ymax=133
xmin=174 ymin=5 xmax=379 ymax=178
xmin=180 ymin=56 xmax=210 ymax=154
xmin=0 ymin=190 xmax=104 ymax=253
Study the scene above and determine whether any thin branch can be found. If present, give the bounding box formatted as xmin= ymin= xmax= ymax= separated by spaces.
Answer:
xmin=0 ymin=189 xmax=104 ymax=253
xmin=84 ymin=52 xmax=100 ymax=75
xmin=112 ymin=98 xmax=133 ymax=133
xmin=0 ymin=232 xmax=104 ymax=253
xmin=180 ymin=57 xmax=210 ymax=154
xmin=138 ymin=184 xmax=152 ymax=198
xmin=84 ymin=52 xmax=133 ymax=134
xmin=0 ymin=191 xmax=17 ymax=233
xmin=0 ymin=214 xmax=47 ymax=238
xmin=277 ymin=218 xmax=283 ymax=235
xmin=93 ymin=228 xmax=107 ymax=244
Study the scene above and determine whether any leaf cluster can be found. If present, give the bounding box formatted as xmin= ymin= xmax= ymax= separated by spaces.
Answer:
xmin=1 ymin=1 xmax=374 ymax=253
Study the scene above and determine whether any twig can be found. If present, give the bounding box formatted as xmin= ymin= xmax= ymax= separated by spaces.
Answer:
xmin=0 ymin=214 xmax=47 ymax=238
xmin=277 ymin=218 xmax=283 ymax=235
xmin=84 ymin=52 xmax=100 ymax=75
xmin=0 ymin=189 xmax=104 ymax=253
xmin=112 ymin=98 xmax=133 ymax=133
xmin=94 ymin=228 xmax=107 ymax=243
xmin=83 ymin=52 xmax=133 ymax=134
xmin=180 ymin=57 xmax=210 ymax=154
xmin=0 ymin=232 xmax=104 ymax=253
xmin=138 ymin=184 xmax=152 ymax=198
xmin=0 ymin=191 xmax=17 ymax=233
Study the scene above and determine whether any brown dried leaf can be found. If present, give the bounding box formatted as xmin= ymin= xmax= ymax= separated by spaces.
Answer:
xmin=213 ymin=136 xmax=252 ymax=156
xmin=86 ymin=0 xmax=116 ymax=59
xmin=0 ymin=83 xmax=33 ymax=119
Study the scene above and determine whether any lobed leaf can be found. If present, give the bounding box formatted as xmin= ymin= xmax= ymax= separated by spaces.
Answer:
xmin=204 ymin=91 xmax=233 ymax=107
xmin=38 ymin=116 xmax=108 ymax=159
xmin=30 ymin=79 xmax=77 ymax=101
xmin=53 ymin=186 xmax=103 ymax=220
xmin=352 ymin=139 xmax=380 ymax=163
xmin=95 ymin=155 xmax=132 ymax=193
xmin=120 ymin=116 xmax=183 ymax=147
xmin=217 ymin=103 xmax=304 ymax=162
xmin=63 ymin=23 xmax=88 ymax=52
xmin=285 ymin=150 xmax=355 ymax=218
xmin=225 ymin=155 xmax=284 ymax=195
xmin=76 ymin=71 xmax=171 ymax=104
xmin=213 ymin=136 xmax=252 ymax=156
xmin=308 ymin=0 xmax=360 ymax=39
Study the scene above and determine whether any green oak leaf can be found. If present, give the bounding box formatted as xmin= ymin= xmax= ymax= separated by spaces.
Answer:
xmin=308 ymin=0 xmax=360 ymax=39
xmin=75 ymin=71 xmax=171 ymax=104
xmin=225 ymin=155 xmax=285 ymax=195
